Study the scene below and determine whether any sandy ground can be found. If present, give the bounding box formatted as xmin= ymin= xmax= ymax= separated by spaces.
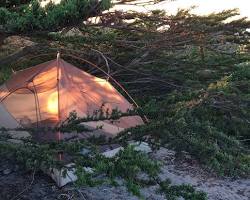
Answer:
xmin=0 ymin=147 xmax=249 ymax=200
xmin=153 ymin=148 xmax=250 ymax=200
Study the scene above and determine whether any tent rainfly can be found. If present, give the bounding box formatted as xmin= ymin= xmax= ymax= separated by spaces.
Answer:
xmin=0 ymin=55 xmax=144 ymax=136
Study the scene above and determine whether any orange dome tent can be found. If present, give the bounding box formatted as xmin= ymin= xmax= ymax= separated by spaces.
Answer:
xmin=0 ymin=55 xmax=144 ymax=137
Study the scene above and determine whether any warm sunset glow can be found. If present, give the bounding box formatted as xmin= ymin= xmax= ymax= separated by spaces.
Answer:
xmin=40 ymin=0 xmax=62 ymax=7
xmin=113 ymin=0 xmax=250 ymax=19
xmin=40 ymin=0 xmax=250 ymax=19
xmin=47 ymin=92 xmax=58 ymax=115
xmin=94 ymin=77 xmax=108 ymax=87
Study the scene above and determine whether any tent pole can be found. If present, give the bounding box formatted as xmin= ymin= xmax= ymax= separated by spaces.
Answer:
xmin=56 ymin=52 xmax=61 ymax=124
xmin=56 ymin=52 xmax=63 ymax=164
xmin=56 ymin=52 xmax=61 ymax=142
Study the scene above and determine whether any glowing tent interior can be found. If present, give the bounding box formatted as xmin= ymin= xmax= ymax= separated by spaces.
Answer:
xmin=0 ymin=55 xmax=144 ymax=137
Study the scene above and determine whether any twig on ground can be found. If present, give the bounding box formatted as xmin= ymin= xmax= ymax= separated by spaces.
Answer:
xmin=10 ymin=169 xmax=36 ymax=200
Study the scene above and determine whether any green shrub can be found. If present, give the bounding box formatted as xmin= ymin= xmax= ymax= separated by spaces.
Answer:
xmin=159 ymin=179 xmax=207 ymax=200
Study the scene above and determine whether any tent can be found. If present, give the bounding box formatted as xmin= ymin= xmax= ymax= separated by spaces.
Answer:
xmin=0 ymin=55 xmax=144 ymax=137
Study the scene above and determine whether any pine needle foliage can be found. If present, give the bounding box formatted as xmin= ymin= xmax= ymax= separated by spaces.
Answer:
xmin=0 ymin=0 xmax=111 ymax=32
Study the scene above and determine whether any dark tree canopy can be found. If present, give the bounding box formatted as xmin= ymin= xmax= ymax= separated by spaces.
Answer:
xmin=0 ymin=0 xmax=111 ymax=32
xmin=0 ymin=0 xmax=32 ymax=8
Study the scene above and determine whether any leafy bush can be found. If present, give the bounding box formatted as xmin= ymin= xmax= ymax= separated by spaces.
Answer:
xmin=159 ymin=179 xmax=207 ymax=200
xmin=0 ymin=7 xmax=9 ymax=24
xmin=231 ymin=62 xmax=250 ymax=81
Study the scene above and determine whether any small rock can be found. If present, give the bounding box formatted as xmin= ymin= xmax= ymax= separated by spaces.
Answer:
xmin=3 ymin=168 xmax=12 ymax=175
xmin=7 ymin=130 xmax=31 ymax=139
xmin=60 ymin=27 xmax=84 ymax=37
xmin=7 ymin=139 xmax=24 ymax=144
xmin=80 ymin=148 xmax=91 ymax=155
xmin=197 ymin=69 xmax=214 ymax=80
xmin=3 ymin=36 xmax=36 ymax=48
xmin=129 ymin=141 xmax=152 ymax=153
xmin=83 ymin=167 xmax=94 ymax=174
xmin=101 ymin=147 xmax=124 ymax=158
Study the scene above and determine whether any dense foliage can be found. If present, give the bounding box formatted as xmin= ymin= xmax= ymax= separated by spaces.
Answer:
xmin=0 ymin=0 xmax=32 ymax=8
xmin=0 ymin=0 xmax=111 ymax=32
